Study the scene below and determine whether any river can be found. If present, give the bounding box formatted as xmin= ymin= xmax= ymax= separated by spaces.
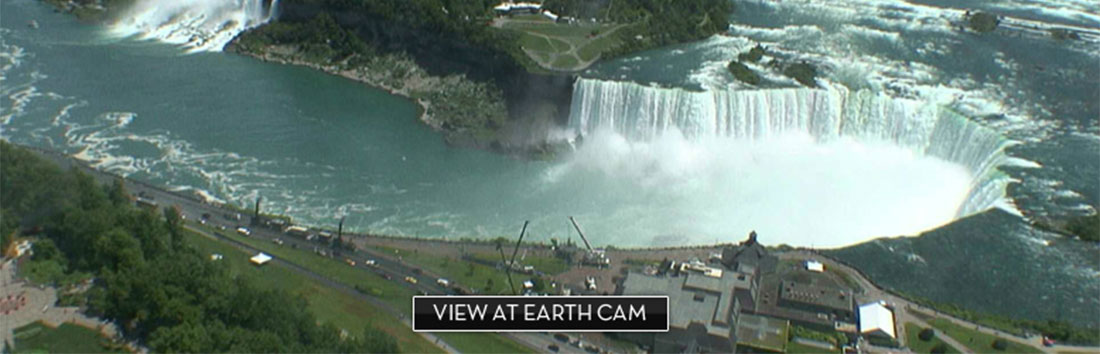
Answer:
xmin=1 ymin=0 xmax=1097 ymax=327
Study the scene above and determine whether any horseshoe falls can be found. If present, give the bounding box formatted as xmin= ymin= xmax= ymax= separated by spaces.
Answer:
xmin=565 ymin=78 xmax=1015 ymax=246
xmin=107 ymin=0 xmax=278 ymax=53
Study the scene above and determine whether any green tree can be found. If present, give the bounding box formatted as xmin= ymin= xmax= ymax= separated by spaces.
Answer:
xmin=362 ymin=326 xmax=399 ymax=353
xmin=918 ymin=327 xmax=935 ymax=341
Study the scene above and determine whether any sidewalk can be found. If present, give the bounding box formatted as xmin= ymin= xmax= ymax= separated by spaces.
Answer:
xmin=0 ymin=261 xmax=119 ymax=351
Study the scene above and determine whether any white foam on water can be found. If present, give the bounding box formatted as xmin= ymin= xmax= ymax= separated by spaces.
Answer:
xmin=107 ymin=0 xmax=278 ymax=53
xmin=565 ymin=79 xmax=1021 ymax=246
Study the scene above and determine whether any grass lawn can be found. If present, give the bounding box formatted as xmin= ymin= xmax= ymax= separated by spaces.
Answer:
xmin=905 ymin=323 xmax=961 ymax=353
xmin=518 ymin=33 xmax=556 ymax=52
xmin=12 ymin=322 xmax=119 ymax=353
xmin=470 ymin=252 xmax=571 ymax=276
xmin=196 ymin=224 xmax=415 ymax=311
xmin=927 ymin=318 xmax=1042 ymax=353
xmin=371 ymin=246 xmax=518 ymax=295
xmin=435 ymin=333 xmax=536 ymax=353
xmin=184 ymin=230 xmax=441 ymax=354
xmin=499 ymin=21 xmax=623 ymax=70
xmin=552 ymin=55 xmax=579 ymax=69
xmin=189 ymin=228 xmax=530 ymax=353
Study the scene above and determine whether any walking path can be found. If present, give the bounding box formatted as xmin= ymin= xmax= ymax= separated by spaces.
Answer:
xmin=785 ymin=250 xmax=1099 ymax=354
xmin=0 ymin=261 xmax=119 ymax=351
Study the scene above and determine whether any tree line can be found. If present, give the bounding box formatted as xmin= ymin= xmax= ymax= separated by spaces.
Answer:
xmin=0 ymin=141 xmax=398 ymax=353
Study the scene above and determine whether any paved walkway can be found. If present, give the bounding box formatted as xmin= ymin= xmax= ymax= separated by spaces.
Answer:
xmin=783 ymin=251 xmax=1097 ymax=354
xmin=0 ymin=260 xmax=119 ymax=351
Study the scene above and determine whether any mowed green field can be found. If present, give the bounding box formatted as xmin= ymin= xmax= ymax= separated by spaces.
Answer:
xmin=187 ymin=227 xmax=533 ymax=353
xmin=183 ymin=230 xmax=442 ymax=353
xmin=12 ymin=322 xmax=119 ymax=354
xmin=498 ymin=18 xmax=625 ymax=70
xmin=925 ymin=318 xmax=1042 ymax=354
xmin=368 ymin=245 xmax=518 ymax=295
xmin=904 ymin=323 xmax=961 ymax=354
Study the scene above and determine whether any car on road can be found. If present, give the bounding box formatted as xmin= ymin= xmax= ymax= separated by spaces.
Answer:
xmin=345 ymin=258 xmax=356 ymax=267
xmin=364 ymin=259 xmax=377 ymax=267
xmin=236 ymin=226 xmax=251 ymax=236
xmin=436 ymin=278 xmax=450 ymax=287
xmin=273 ymin=238 xmax=284 ymax=245
xmin=554 ymin=333 xmax=569 ymax=342
xmin=404 ymin=276 xmax=418 ymax=284
xmin=547 ymin=344 xmax=560 ymax=352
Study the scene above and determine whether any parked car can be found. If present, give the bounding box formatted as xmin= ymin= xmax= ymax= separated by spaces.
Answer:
xmin=345 ymin=258 xmax=356 ymax=267
xmin=364 ymin=259 xmax=378 ymax=267
xmin=547 ymin=344 xmax=560 ymax=352
xmin=404 ymin=276 xmax=418 ymax=284
xmin=236 ymin=226 xmax=251 ymax=236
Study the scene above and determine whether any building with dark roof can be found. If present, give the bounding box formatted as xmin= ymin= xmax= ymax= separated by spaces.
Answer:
xmin=778 ymin=280 xmax=855 ymax=323
xmin=619 ymin=263 xmax=750 ymax=353
xmin=721 ymin=231 xmax=778 ymax=276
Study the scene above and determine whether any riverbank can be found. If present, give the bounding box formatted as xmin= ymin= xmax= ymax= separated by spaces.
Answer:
xmin=15 ymin=142 xmax=1100 ymax=349
xmin=227 ymin=35 xmax=511 ymax=150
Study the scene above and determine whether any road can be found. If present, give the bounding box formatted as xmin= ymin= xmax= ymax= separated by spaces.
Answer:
xmin=26 ymin=147 xmax=619 ymax=354
xmin=781 ymin=251 xmax=1099 ymax=354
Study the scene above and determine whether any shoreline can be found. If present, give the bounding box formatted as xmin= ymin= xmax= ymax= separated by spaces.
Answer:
xmin=227 ymin=45 xmax=440 ymax=132
xmin=17 ymin=142 xmax=1094 ymax=352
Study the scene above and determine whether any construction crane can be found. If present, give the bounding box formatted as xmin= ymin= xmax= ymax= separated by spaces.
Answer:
xmin=568 ymin=216 xmax=610 ymax=268
xmin=496 ymin=221 xmax=529 ymax=295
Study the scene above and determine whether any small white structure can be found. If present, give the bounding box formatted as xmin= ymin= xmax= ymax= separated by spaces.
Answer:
xmin=210 ymin=253 xmax=224 ymax=261
xmin=858 ymin=301 xmax=896 ymax=339
xmin=523 ymin=280 xmax=535 ymax=289
xmin=542 ymin=10 xmax=559 ymax=21
xmin=250 ymin=252 xmax=272 ymax=265
xmin=806 ymin=260 xmax=825 ymax=273
xmin=14 ymin=240 xmax=33 ymax=257
xmin=494 ymin=2 xmax=542 ymax=14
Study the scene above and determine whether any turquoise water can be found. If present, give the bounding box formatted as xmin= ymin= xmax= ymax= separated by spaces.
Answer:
xmin=2 ymin=0 xmax=1097 ymax=327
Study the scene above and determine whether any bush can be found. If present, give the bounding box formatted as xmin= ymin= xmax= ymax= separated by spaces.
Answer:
xmin=919 ymin=328 xmax=935 ymax=341
xmin=783 ymin=62 xmax=819 ymax=88
xmin=931 ymin=343 xmax=949 ymax=354
xmin=1065 ymin=212 xmax=1098 ymax=241
xmin=992 ymin=339 xmax=1008 ymax=351
xmin=737 ymin=44 xmax=766 ymax=63
xmin=968 ymin=12 xmax=999 ymax=33
xmin=728 ymin=61 xmax=761 ymax=85
xmin=1050 ymin=28 xmax=1081 ymax=41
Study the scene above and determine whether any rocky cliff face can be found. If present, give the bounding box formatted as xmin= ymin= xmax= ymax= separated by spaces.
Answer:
xmin=276 ymin=1 xmax=576 ymax=149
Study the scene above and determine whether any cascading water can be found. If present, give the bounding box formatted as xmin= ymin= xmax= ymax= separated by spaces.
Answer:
xmin=107 ymin=0 xmax=278 ymax=53
xmin=567 ymin=78 xmax=1016 ymax=239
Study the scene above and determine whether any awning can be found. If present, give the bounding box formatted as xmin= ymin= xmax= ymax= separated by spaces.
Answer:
xmin=250 ymin=252 xmax=272 ymax=265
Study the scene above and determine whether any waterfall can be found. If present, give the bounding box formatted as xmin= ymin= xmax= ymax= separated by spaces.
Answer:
xmin=568 ymin=78 xmax=1014 ymax=219
xmin=108 ymin=0 xmax=279 ymax=53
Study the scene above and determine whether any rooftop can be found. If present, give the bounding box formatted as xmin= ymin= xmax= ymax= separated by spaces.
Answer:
xmin=736 ymin=313 xmax=789 ymax=352
xmin=621 ymin=271 xmax=743 ymax=337
xmin=858 ymin=302 xmax=896 ymax=339
xmin=780 ymin=280 xmax=852 ymax=312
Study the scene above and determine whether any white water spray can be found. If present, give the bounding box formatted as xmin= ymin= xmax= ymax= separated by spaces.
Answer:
xmin=108 ymin=0 xmax=278 ymax=53
xmin=563 ymin=79 xmax=1015 ymax=246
